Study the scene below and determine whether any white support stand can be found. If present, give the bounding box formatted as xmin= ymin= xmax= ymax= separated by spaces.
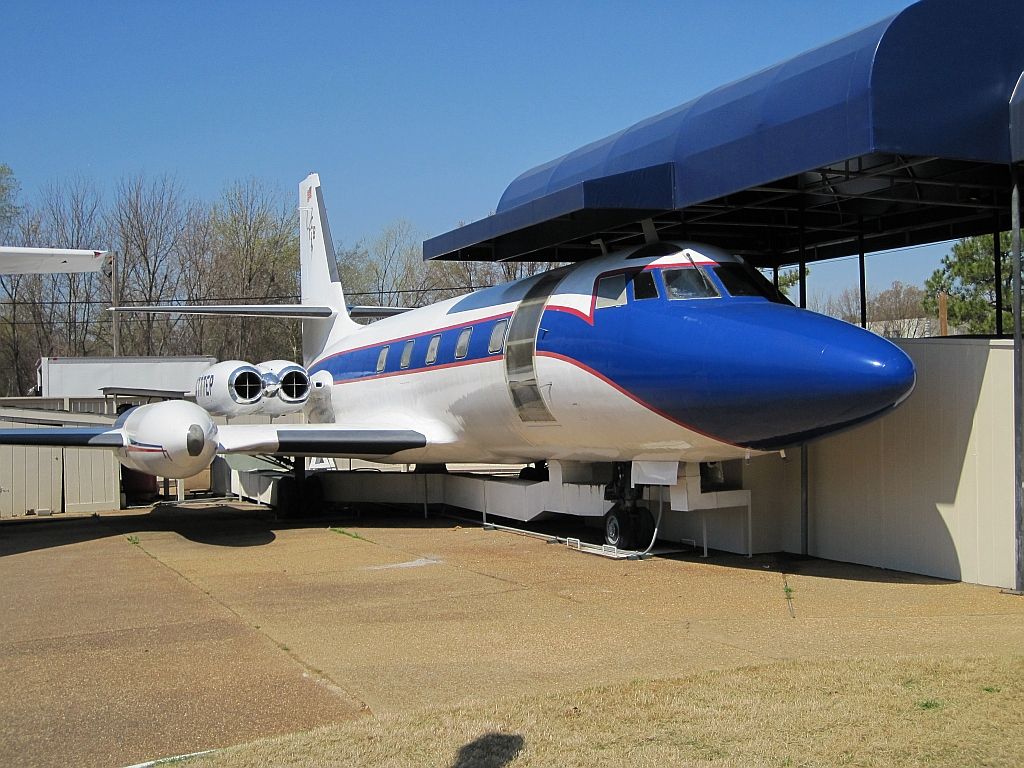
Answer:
xmin=670 ymin=463 xmax=752 ymax=557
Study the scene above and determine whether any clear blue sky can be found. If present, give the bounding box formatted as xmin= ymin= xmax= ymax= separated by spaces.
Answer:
xmin=3 ymin=0 xmax=948 ymax=298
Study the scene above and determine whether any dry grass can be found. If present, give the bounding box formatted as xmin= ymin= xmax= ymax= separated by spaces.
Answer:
xmin=194 ymin=654 xmax=1023 ymax=767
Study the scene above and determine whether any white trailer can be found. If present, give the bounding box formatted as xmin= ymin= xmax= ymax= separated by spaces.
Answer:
xmin=36 ymin=356 xmax=217 ymax=398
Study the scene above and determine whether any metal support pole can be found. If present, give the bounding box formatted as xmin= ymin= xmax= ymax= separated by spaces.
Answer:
xmin=995 ymin=216 xmax=1004 ymax=336
xmin=798 ymin=211 xmax=809 ymax=554
xmin=858 ymin=219 xmax=867 ymax=329
xmin=800 ymin=444 xmax=809 ymax=556
xmin=799 ymin=256 xmax=807 ymax=309
xmin=110 ymin=250 xmax=120 ymax=356
xmin=1012 ymin=175 xmax=1023 ymax=593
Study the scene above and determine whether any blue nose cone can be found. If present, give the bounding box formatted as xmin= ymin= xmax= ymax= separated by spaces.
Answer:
xmin=662 ymin=304 xmax=917 ymax=449
xmin=751 ymin=321 xmax=917 ymax=447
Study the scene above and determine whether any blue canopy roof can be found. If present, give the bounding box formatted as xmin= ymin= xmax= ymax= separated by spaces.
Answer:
xmin=425 ymin=0 xmax=1024 ymax=265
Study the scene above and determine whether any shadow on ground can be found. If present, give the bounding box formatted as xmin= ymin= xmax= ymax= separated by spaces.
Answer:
xmin=450 ymin=733 xmax=525 ymax=768
xmin=1 ymin=501 xmax=951 ymax=585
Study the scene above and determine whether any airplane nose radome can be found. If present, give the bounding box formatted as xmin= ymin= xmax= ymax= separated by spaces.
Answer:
xmin=833 ymin=335 xmax=916 ymax=415
xmin=748 ymin=321 xmax=916 ymax=448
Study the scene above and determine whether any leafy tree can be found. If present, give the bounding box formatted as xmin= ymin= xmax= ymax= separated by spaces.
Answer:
xmin=924 ymin=234 xmax=1011 ymax=334
xmin=776 ymin=268 xmax=801 ymax=298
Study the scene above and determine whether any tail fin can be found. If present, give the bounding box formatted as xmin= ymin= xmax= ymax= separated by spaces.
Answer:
xmin=299 ymin=173 xmax=359 ymax=364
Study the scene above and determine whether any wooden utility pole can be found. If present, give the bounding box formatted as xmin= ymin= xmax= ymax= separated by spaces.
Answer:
xmin=938 ymin=291 xmax=949 ymax=336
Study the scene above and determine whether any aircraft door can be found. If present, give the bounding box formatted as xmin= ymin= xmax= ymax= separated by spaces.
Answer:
xmin=504 ymin=269 xmax=567 ymax=423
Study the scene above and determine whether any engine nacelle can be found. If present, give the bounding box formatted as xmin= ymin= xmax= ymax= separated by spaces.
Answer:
xmin=116 ymin=400 xmax=218 ymax=479
xmin=195 ymin=360 xmax=265 ymax=417
xmin=194 ymin=359 xmax=310 ymax=417
xmin=255 ymin=360 xmax=311 ymax=417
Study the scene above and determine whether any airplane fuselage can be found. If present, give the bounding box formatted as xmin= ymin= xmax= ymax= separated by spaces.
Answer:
xmin=307 ymin=242 xmax=916 ymax=465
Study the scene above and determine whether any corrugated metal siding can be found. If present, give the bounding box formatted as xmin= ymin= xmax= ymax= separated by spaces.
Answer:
xmin=0 ymin=421 xmax=64 ymax=518
xmin=63 ymin=446 xmax=119 ymax=514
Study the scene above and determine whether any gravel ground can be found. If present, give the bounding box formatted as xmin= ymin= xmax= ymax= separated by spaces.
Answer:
xmin=1 ymin=502 xmax=1022 ymax=767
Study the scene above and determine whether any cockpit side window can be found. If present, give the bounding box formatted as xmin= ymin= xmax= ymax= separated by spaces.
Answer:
xmin=712 ymin=262 xmax=792 ymax=304
xmin=595 ymin=274 xmax=628 ymax=309
xmin=631 ymin=270 xmax=659 ymax=300
xmin=663 ymin=267 xmax=719 ymax=300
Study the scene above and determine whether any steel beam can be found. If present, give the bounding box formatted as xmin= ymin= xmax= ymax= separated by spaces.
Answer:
xmin=1013 ymin=175 xmax=1023 ymax=593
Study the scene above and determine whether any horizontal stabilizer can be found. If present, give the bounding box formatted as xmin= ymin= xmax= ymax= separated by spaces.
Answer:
xmin=217 ymin=425 xmax=427 ymax=456
xmin=110 ymin=304 xmax=412 ymax=319
xmin=0 ymin=427 xmax=123 ymax=447
xmin=110 ymin=304 xmax=335 ymax=318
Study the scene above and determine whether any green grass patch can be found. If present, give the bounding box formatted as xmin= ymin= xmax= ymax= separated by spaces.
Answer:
xmin=330 ymin=527 xmax=369 ymax=542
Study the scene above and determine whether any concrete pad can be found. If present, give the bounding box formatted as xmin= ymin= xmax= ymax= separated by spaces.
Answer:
xmin=2 ymin=503 xmax=1023 ymax=767
xmin=0 ymin=509 xmax=364 ymax=768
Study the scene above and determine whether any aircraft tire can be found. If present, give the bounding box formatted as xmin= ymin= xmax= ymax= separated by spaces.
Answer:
xmin=604 ymin=505 xmax=633 ymax=549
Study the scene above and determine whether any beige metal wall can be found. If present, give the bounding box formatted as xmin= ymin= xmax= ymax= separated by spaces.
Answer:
xmin=743 ymin=338 xmax=1015 ymax=588
xmin=0 ymin=410 xmax=120 ymax=518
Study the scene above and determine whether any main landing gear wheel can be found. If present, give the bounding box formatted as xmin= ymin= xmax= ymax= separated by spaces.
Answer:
xmin=604 ymin=505 xmax=655 ymax=550
xmin=604 ymin=506 xmax=631 ymax=549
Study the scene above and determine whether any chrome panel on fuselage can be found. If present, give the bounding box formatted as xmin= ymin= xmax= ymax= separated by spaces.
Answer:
xmin=504 ymin=268 xmax=568 ymax=423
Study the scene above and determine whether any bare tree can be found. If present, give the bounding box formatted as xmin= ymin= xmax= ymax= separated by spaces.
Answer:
xmin=109 ymin=175 xmax=188 ymax=356
xmin=37 ymin=178 xmax=108 ymax=355
xmin=176 ymin=201 xmax=216 ymax=354
xmin=871 ymin=281 xmax=929 ymax=338
xmin=208 ymin=179 xmax=299 ymax=362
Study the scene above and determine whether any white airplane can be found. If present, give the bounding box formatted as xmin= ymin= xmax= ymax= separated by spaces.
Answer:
xmin=0 ymin=174 xmax=915 ymax=542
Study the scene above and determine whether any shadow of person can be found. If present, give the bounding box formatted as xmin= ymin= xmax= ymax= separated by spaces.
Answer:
xmin=450 ymin=733 xmax=525 ymax=768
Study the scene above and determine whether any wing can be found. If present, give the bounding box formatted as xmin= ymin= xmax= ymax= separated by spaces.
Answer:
xmin=215 ymin=424 xmax=427 ymax=456
xmin=0 ymin=427 xmax=124 ymax=447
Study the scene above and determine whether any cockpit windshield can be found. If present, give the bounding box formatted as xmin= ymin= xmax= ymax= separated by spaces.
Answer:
xmin=712 ymin=262 xmax=792 ymax=305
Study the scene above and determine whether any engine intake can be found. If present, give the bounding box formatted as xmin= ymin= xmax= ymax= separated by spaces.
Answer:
xmin=195 ymin=359 xmax=311 ymax=417
xmin=256 ymin=360 xmax=311 ymax=416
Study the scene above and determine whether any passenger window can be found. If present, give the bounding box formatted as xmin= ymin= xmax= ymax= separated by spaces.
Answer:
xmin=663 ymin=268 xmax=718 ymax=300
xmin=488 ymin=319 xmax=508 ymax=354
xmin=425 ymin=334 xmax=441 ymax=365
xmin=375 ymin=345 xmax=389 ymax=373
xmin=400 ymin=339 xmax=415 ymax=369
xmin=595 ymin=274 xmax=627 ymax=308
xmin=632 ymin=271 xmax=659 ymax=300
xmin=455 ymin=327 xmax=472 ymax=359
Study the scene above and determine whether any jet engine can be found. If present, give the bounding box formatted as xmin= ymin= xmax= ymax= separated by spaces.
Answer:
xmin=255 ymin=360 xmax=311 ymax=417
xmin=194 ymin=359 xmax=310 ymax=417
xmin=116 ymin=400 xmax=219 ymax=479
